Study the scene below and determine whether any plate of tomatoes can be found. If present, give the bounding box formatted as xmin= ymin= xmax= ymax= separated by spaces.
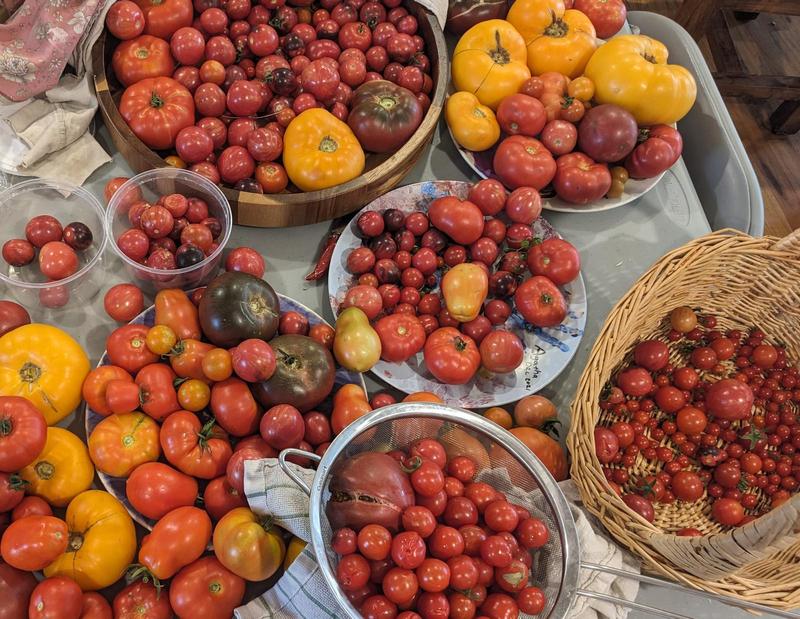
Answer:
xmin=446 ymin=73 xmax=683 ymax=214
xmin=84 ymin=289 xmax=366 ymax=531
xmin=328 ymin=180 xmax=587 ymax=408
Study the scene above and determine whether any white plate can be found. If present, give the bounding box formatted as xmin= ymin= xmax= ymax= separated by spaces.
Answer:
xmin=328 ymin=180 xmax=587 ymax=408
xmin=446 ymin=123 xmax=667 ymax=213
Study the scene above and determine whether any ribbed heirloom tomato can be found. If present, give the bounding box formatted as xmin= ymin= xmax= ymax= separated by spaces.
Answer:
xmin=160 ymin=410 xmax=233 ymax=479
xmin=119 ymin=77 xmax=195 ymax=150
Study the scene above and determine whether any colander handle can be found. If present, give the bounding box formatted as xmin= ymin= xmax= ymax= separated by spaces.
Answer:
xmin=278 ymin=448 xmax=320 ymax=496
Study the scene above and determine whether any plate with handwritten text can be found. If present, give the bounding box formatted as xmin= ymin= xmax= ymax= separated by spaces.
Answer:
xmin=328 ymin=181 xmax=587 ymax=408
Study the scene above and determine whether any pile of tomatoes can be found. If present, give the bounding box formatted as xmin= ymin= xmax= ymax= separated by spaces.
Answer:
xmin=106 ymin=0 xmax=434 ymax=193
xmin=595 ymin=306 xmax=800 ymax=529
xmin=1 ymin=215 xmax=94 ymax=282
xmin=339 ymin=179 xmax=581 ymax=384
xmin=328 ymin=442 xmax=552 ymax=619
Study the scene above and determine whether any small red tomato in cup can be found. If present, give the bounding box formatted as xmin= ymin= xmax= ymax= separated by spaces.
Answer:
xmin=38 ymin=241 xmax=78 ymax=280
xmin=25 ymin=215 xmax=63 ymax=248
xmin=2 ymin=239 xmax=35 ymax=267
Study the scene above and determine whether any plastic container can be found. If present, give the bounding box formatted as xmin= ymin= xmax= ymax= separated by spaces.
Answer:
xmin=0 ymin=179 xmax=108 ymax=310
xmin=105 ymin=168 xmax=232 ymax=292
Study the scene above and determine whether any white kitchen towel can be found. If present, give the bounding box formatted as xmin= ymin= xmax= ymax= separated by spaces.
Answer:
xmin=0 ymin=0 xmax=112 ymax=185
xmin=236 ymin=458 xmax=640 ymax=619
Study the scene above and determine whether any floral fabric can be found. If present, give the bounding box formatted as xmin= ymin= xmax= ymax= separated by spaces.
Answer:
xmin=0 ymin=0 xmax=102 ymax=101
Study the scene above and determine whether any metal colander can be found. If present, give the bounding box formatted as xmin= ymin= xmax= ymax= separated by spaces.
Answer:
xmin=280 ymin=403 xmax=800 ymax=619
xmin=280 ymin=402 xmax=580 ymax=618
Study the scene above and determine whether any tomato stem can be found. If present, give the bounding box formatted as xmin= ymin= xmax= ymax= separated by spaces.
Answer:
xmin=377 ymin=96 xmax=397 ymax=112
xmin=489 ymin=29 xmax=511 ymax=65
xmin=68 ymin=532 xmax=84 ymax=552
xmin=8 ymin=474 xmax=28 ymax=492
xmin=18 ymin=361 xmax=41 ymax=384
xmin=544 ymin=11 xmax=569 ymax=38
xmin=34 ymin=460 xmax=55 ymax=480
xmin=149 ymin=91 xmax=164 ymax=109
xmin=0 ymin=416 xmax=12 ymax=437
xmin=318 ymin=136 xmax=339 ymax=153
xmin=126 ymin=564 xmax=164 ymax=596
xmin=400 ymin=455 xmax=423 ymax=473
xmin=454 ymin=336 xmax=468 ymax=352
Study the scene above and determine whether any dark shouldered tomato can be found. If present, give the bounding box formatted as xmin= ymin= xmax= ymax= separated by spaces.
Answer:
xmin=347 ymin=80 xmax=423 ymax=153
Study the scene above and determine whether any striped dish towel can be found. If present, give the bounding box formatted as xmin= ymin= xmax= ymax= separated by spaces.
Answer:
xmin=235 ymin=458 xmax=640 ymax=619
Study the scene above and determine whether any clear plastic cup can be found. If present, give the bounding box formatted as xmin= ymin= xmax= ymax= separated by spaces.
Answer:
xmin=0 ymin=179 xmax=108 ymax=311
xmin=105 ymin=168 xmax=232 ymax=292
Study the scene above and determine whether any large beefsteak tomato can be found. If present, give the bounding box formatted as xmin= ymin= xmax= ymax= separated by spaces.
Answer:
xmin=169 ymin=556 xmax=245 ymax=619
xmin=119 ymin=77 xmax=195 ymax=150
xmin=374 ymin=314 xmax=426 ymax=363
xmin=43 ymin=490 xmax=137 ymax=591
xmin=160 ymin=410 xmax=232 ymax=479
xmin=0 ymin=324 xmax=89 ymax=426
xmin=347 ymin=80 xmax=423 ymax=153
xmin=87 ymin=412 xmax=160 ymax=478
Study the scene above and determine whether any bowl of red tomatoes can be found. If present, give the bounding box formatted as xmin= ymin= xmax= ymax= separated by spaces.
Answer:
xmin=0 ymin=178 xmax=108 ymax=311
xmin=105 ymin=167 xmax=233 ymax=292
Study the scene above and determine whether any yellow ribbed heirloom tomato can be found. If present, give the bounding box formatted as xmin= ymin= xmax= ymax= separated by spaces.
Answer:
xmin=20 ymin=427 xmax=94 ymax=507
xmin=452 ymin=19 xmax=531 ymax=110
xmin=44 ymin=490 xmax=137 ymax=590
xmin=445 ymin=92 xmax=501 ymax=152
xmin=282 ymin=108 xmax=365 ymax=192
xmin=507 ymin=0 xmax=597 ymax=78
xmin=0 ymin=324 xmax=89 ymax=425
xmin=584 ymin=34 xmax=697 ymax=125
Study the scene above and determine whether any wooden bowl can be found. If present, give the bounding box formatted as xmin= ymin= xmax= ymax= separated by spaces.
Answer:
xmin=93 ymin=4 xmax=447 ymax=228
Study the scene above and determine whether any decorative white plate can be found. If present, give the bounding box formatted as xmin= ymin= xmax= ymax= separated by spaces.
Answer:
xmin=328 ymin=180 xmax=587 ymax=408
xmin=85 ymin=293 xmax=366 ymax=531
xmin=447 ymin=124 xmax=667 ymax=213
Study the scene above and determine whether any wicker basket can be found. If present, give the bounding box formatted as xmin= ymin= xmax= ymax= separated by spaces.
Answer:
xmin=568 ymin=228 xmax=800 ymax=609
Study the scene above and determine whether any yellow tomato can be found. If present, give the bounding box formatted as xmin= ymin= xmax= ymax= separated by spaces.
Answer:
xmin=441 ymin=263 xmax=489 ymax=322
xmin=445 ymin=92 xmax=501 ymax=152
xmin=88 ymin=412 xmax=161 ymax=477
xmin=283 ymin=109 xmax=365 ymax=191
xmin=213 ymin=507 xmax=286 ymax=581
xmin=0 ymin=324 xmax=89 ymax=425
xmin=145 ymin=325 xmax=177 ymax=355
xmin=177 ymin=378 xmax=211 ymax=412
xmin=20 ymin=427 xmax=94 ymax=507
xmin=165 ymin=155 xmax=186 ymax=168
xmin=507 ymin=0 xmax=598 ymax=78
xmin=452 ymin=20 xmax=531 ymax=110
xmin=44 ymin=490 xmax=136 ymax=590
xmin=283 ymin=536 xmax=306 ymax=570
xmin=333 ymin=307 xmax=381 ymax=373
xmin=484 ymin=407 xmax=513 ymax=429
xmin=584 ymin=34 xmax=697 ymax=125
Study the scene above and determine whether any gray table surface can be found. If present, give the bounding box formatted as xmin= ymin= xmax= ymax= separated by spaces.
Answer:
xmin=46 ymin=121 xmax=785 ymax=618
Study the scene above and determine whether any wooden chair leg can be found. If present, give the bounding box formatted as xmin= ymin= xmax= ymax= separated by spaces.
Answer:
xmin=770 ymin=100 xmax=800 ymax=135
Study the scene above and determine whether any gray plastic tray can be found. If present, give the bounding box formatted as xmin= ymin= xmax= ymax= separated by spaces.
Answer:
xmin=49 ymin=12 xmax=768 ymax=617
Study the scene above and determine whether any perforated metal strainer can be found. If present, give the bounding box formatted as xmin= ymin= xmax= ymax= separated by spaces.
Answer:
xmin=279 ymin=403 xmax=800 ymax=619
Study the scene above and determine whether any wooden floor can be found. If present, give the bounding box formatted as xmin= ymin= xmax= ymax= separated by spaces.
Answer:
xmin=629 ymin=1 xmax=800 ymax=237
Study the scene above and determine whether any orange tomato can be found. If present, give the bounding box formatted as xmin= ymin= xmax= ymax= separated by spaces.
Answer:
xmin=154 ymin=289 xmax=201 ymax=341
xmin=402 ymin=392 xmax=443 ymax=404
xmin=331 ymin=385 xmax=372 ymax=435
xmin=212 ymin=507 xmax=285 ymax=581
xmin=507 ymin=427 xmax=567 ymax=480
xmin=513 ymin=395 xmax=558 ymax=429
xmin=483 ymin=407 xmax=513 ymax=429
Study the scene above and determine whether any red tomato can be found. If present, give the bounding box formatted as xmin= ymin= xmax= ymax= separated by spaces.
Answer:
xmin=574 ymin=0 xmax=626 ymax=37
xmin=374 ymin=314 xmax=426 ymax=363
xmin=206 ymin=476 xmax=248 ymax=521
xmin=0 ymin=471 xmax=24 ymax=512
xmin=676 ymin=406 xmax=707 ymax=434
xmin=160 ymin=410 xmax=232 ymax=479
xmin=526 ymin=238 xmax=580 ymax=286
xmin=113 ymin=581 xmax=172 ymax=619
xmin=126 ymin=461 xmax=198 ymax=520
xmin=593 ymin=427 xmax=619 ymax=464
xmin=514 ymin=276 xmax=567 ymax=327
xmin=622 ymin=494 xmax=654 ymax=522
xmin=106 ymin=0 xmax=146 ymax=39
xmin=517 ymin=586 xmax=546 ymax=615
xmin=671 ymin=471 xmax=703 ymax=502
xmin=28 ymin=577 xmax=83 ymax=619
xmin=706 ymin=379 xmax=754 ymax=421
xmin=119 ymin=76 xmax=194 ymax=150
xmin=553 ymin=152 xmax=612 ymax=204
xmin=218 ymin=146 xmax=256 ymax=185
xmin=106 ymin=324 xmax=159 ymax=374
xmin=0 ymin=562 xmax=37 ymax=619
xmin=169 ymin=556 xmax=245 ymax=619
xmin=625 ymin=124 xmax=682 ymax=179
xmin=170 ymin=26 xmax=205 ymax=65
xmin=79 ymin=593 xmax=112 ymax=619
xmin=211 ymin=377 xmax=261 ymax=437
xmin=12 ymin=496 xmax=52 ymax=521
xmin=617 ymin=367 xmax=653 ymax=397
xmin=496 ymin=94 xmax=546 ymax=137
xmin=468 ymin=179 xmax=507 ymax=216
xmin=225 ymin=247 xmax=266 ymax=277
xmin=112 ymin=35 xmax=174 ymax=87
xmin=0 ymin=396 xmax=47 ymax=473
xmin=175 ymin=126 xmax=214 ymax=164
xmin=38 ymin=241 xmax=77 ymax=280
xmin=423 ymin=327 xmax=480 ymax=385
xmin=260 ymin=404 xmax=304 ymax=450
xmin=136 ymin=363 xmax=181 ymax=421
xmin=138 ymin=506 xmax=211 ymax=580
xmin=540 ymin=120 xmax=577 ymax=156
xmin=382 ymin=567 xmax=418 ymax=606
xmin=493 ymin=135 xmax=556 ymax=190
xmin=633 ymin=339 xmax=669 ymax=371
xmin=427 ymin=197 xmax=485 ymax=246
xmin=133 ymin=0 xmax=193 ymax=38
xmin=479 ymin=330 xmax=524 ymax=374
xmin=227 ymin=80 xmax=265 ymax=116
xmin=712 ymin=498 xmax=745 ymax=526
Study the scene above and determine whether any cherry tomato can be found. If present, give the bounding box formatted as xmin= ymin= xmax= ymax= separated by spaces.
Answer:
xmin=401 ymin=506 xmax=437 ymax=539
xmin=415 ymin=558 xmax=450 ymax=593
xmin=358 ymin=524 xmax=392 ymax=561
xmin=38 ymin=241 xmax=78 ymax=280
xmin=25 ymin=215 xmax=63 ymax=248
xmin=2 ymin=238 xmax=35 ymax=267
xmin=712 ymin=498 xmax=745 ymax=526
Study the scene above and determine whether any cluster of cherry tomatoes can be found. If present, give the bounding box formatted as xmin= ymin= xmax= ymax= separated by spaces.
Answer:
xmin=331 ymin=442 xmax=550 ymax=619
xmin=106 ymin=0 xmax=433 ymax=192
xmin=106 ymin=178 xmax=225 ymax=270
xmin=340 ymin=179 xmax=580 ymax=384
xmin=1 ymin=215 xmax=93 ymax=279
xmin=594 ymin=306 xmax=800 ymax=529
